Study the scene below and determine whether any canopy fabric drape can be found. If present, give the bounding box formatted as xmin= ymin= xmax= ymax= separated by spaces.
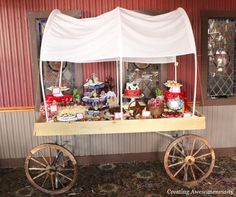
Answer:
xmin=40 ymin=7 xmax=196 ymax=63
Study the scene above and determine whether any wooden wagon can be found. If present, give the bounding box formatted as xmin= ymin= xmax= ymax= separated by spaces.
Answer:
xmin=24 ymin=7 xmax=215 ymax=195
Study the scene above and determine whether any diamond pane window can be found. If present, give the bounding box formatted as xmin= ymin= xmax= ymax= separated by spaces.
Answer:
xmin=201 ymin=11 xmax=236 ymax=106
xmin=207 ymin=19 xmax=236 ymax=99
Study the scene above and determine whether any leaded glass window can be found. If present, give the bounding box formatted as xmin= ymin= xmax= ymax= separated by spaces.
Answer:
xmin=201 ymin=11 xmax=236 ymax=105
xmin=207 ymin=19 xmax=236 ymax=99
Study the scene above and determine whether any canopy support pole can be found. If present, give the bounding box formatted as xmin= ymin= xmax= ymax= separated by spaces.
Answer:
xmin=192 ymin=53 xmax=197 ymax=117
xmin=175 ymin=62 xmax=178 ymax=81
xmin=174 ymin=60 xmax=178 ymax=81
xmin=119 ymin=58 xmax=123 ymax=120
xmin=39 ymin=60 xmax=49 ymax=122
xmin=59 ymin=62 xmax=63 ymax=88
xmin=116 ymin=61 xmax=119 ymax=105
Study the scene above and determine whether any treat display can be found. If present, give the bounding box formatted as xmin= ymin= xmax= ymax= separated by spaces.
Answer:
xmin=124 ymin=82 xmax=142 ymax=97
xmin=45 ymin=95 xmax=72 ymax=104
xmin=167 ymin=98 xmax=184 ymax=111
xmin=39 ymin=75 xmax=190 ymax=122
xmin=47 ymin=86 xmax=69 ymax=92
xmin=84 ymin=82 xmax=105 ymax=89
xmin=128 ymin=101 xmax=146 ymax=116
xmin=40 ymin=104 xmax=57 ymax=118
xmin=83 ymin=73 xmax=105 ymax=89
xmin=164 ymin=80 xmax=182 ymax=93
xmin=82 ymin=73 xmax=107 ymax=111
xmin=164 ymin=80 xmax=185 ymax=112
xmin=57 ymin=105 xmax=86 ymax=122
xmin=162 ymin=111 xmax=184 ymax=118
xmin=147 ymin=98 xmax=164 ymax=118
xmin=164 ymin=80 xmax=182 ymax=88
xmin=57 ymin=114 xmax=77 ymax=122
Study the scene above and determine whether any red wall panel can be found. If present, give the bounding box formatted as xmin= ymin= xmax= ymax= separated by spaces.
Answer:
xmin=0 ymin=0 xmax=236 ymax=108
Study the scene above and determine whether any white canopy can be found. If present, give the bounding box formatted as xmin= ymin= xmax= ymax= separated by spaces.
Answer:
xmin=40 ymin=7 xmax=196 ymax=63
xmin=40 ymin=7 xmax=198 ymax=121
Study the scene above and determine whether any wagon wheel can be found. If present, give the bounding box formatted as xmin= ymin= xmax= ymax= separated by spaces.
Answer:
xmin=25 ymin=143 xmax=78 ymax=195
xmin=164 ymin=134 xmax=215 ymax=187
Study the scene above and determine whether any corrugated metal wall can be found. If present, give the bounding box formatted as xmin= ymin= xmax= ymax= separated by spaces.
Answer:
xmin=0 ymin=0 xmax=236 ymax=160
xmin=1 ymin=0 xmax=236 ymax=108
xmin=0 ymin=106 xmax=236 ymax=159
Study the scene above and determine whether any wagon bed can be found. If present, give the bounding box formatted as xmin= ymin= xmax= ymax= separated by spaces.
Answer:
xmin=34 ymin=112 xmax=205 ymax=136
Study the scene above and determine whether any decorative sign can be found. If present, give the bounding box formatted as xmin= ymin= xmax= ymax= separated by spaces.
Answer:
xmin=114 ymin=112 xmax=123 ymax=119
xmin=76 ymin=113 xmax=84 ymax=120
xmin=50 ymin=104 xmax=58 ymax=112
xmin=52 ymin=87 xmax=60 ymax=94
xmin=52 ymin=87 xmax=63 ymax=97
xmin=142 ymin=111 xmax=151 ymax=118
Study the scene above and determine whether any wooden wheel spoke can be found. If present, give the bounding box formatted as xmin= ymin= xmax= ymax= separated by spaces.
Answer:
xmin=41 ymin=174 xmax=49 ymax=187
xmin=190 ymin=165 xmax=196 ymax=180
xmin=193 ymin=163 xmax=205 ymax=175
xmin=63 ymin=158 xmax=70 ymax=163
xmin=59 ymin=158 xmax=73 ymax=168
xmin=25 ymin=144 xmax=78 ymax=195
xmin=58 ymin=177 xmax=65 ymax=188
xmin=33 ymin=171 xmax=48 ymax=180
xmin=174 ymin=145 xmax=186 ymax=157
xmin=30 ymin=158 xmax=47 ymax=168
xmin=51 ymin=175 xmax=55 ymax=190
xmin=168 ymin=155 xmax=183 ymax=160
xmin=180 ymin=139 xmax=189 ymax=156
xmin=195 ymin=160 xmax=211 ymax=166
xmin=192 ymin=143 xmax=205 ymax=157
xmin=168 ymin=160 xmax=184 ymax=168
xmin=29 ymin=168 xmax=46 ymax=171
xmin=59 ymin=168 xmax=75 ymax=171
xmin=48 ymin=147 xmax=52 ymax=165
xmin=57 ymin=172 xmax=73 ymax=182
xmin=190 ymin=139 xmax=196 ymax=156
xmin=183 ymin=165 xmax=189 ymax=181
xmin=164 ymin=135 xmax=215 ymax=187
xmin=63 ymin=158 xmax=71 ymax=164
xmin=174 ymin=163 xmax=186 ymax=177
xmin=38 ymin=150 xmax=49 ymax=165
xmin=195 ymin=152 xmax=212 ymax=160
xmin=52 ymin=151 xmax=63 ymax=166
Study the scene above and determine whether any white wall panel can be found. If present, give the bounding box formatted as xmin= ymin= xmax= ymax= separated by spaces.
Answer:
xmin=0 ymin=106 xmax=235 ymax=159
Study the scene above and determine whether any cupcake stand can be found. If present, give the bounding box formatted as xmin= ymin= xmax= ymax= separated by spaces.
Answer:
xmin=24 ymin=7 xmax=215 ymax=195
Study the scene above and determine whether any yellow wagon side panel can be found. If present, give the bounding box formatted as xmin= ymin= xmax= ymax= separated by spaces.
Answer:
xmin=34 ymin=116 xmax=205 ymax=136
